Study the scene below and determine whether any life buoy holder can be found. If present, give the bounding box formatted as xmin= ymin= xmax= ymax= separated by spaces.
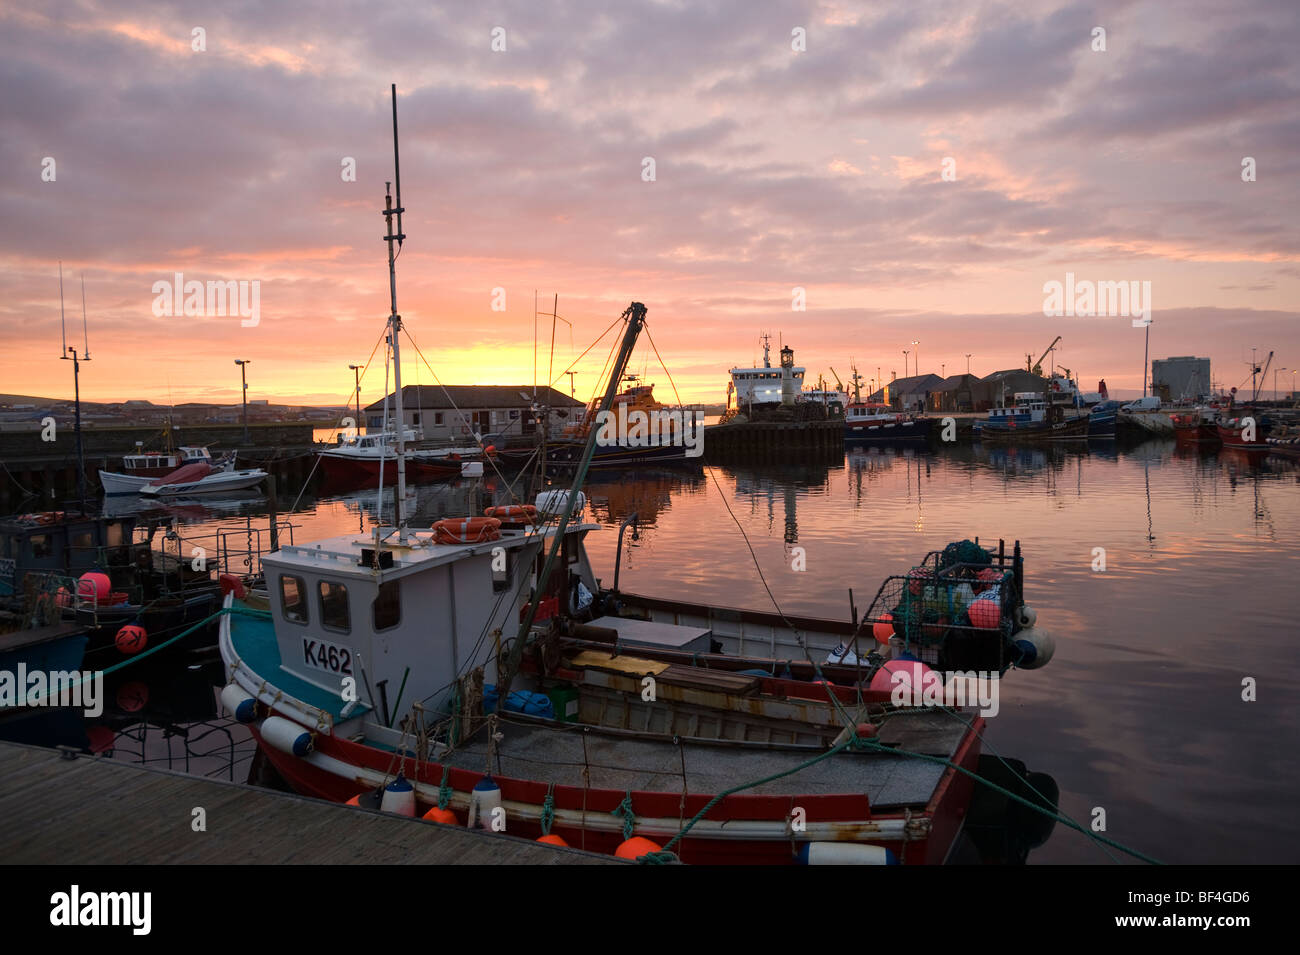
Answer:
xmin=484 ymin=505 xmax=537 ymax=522
xmin=432 ymin=516 xmax=502 ymax=545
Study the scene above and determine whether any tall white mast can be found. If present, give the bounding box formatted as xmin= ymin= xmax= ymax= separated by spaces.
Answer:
xmin=383 ymin=84 xmax=408 ymax=540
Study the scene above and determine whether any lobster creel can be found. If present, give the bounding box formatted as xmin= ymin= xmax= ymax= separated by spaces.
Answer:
xmin=432 ymin=516 xmax=502 ymax=545
xmin=483 ymin=504 xmax=538 ymax=523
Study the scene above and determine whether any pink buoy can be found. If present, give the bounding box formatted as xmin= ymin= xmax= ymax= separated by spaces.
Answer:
xmin=868 ymin=659 xmax=933 ymax=694
xmin=968 ymin=595 xmax=1001 ymax=629
xmin=872 ymin=613 xmax=894 ymax=643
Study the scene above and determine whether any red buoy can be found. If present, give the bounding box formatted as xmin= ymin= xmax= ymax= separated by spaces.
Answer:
xmin=115 ymin=624 xmax=148 ymax=655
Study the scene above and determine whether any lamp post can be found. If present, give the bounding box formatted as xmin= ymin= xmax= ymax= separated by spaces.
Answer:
xmin=1275 ymin=367 xmax=1288 ymax=402
xmin=235 ymin=359 xmax=251 ymax=444
xmin=941 ymin=362 xmax=946 ymax=378
xmin=911 ymin=340 xmax=920 ymax=376
xmin=565 ymin=370 xmax=577 ymax=397
xmin=348 ymin=363 xmax=362 ymax=433
xmin=903 ymin=350 xmax=909 ymax=378
xmin=966 ymin=354 xmax=971 ymax=374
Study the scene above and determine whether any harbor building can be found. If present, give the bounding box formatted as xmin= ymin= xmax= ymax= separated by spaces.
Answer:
xmin=1151 ymin=356 xmax=1211 ymax=402
xmin=365 ymin=385 xmax=586 ymax=442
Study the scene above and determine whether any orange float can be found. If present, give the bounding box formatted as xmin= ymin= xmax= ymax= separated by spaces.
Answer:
xmin=483 ymin=505 xmax=537 ymax=522
xmin=431 ymin=517 xmax=502 ymax=545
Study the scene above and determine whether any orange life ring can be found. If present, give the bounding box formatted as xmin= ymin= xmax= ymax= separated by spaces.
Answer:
xmin=432 ymin=516 xmax=502 ymax=545
xmin=483 ymin=505 xmax=537 ymax=522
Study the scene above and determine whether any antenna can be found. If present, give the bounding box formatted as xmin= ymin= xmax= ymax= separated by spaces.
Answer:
xmin=80 ymin=272 xmax=90 ymax=359
xmin=58 ymin=262 xmax=67 ymax=356
xmin=391 ymin=84 xmax=403 ymax=249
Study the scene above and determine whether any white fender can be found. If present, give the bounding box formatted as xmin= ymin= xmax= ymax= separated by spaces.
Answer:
xmin=261 ymin=716 xmax=313 ymax=757
xmin=797 ymin=842 xmax=898 ymax=865
xmin=1013 ymin=627 xmax=1055 ymax=669
xmin=1015 ymin=604 xmax=1038 ymax=628
xmin=380 ymin=774 xmax=416 ymax=816
xmin=220 ymin=684 xmax=257 ymax=723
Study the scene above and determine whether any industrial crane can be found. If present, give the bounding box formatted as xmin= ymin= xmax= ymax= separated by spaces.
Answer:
xmin=1027 ymin=336 xmax=1061 ymax=376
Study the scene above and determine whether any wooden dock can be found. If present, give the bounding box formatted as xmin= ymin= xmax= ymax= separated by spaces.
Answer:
xmin=0 ymin=741 xmax=623 ymax=864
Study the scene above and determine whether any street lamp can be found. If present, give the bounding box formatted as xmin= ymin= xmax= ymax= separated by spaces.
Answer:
xmin=911 ymin=341 xmax=920 ymax=376
xmin=235 ymin=359 xmax=251 ymax=444
xmin=348 ymin=363 xmax=362 ymax=433
xmin=941 ymin=362 xmax=946 ymax=378
xmin=903 ymin=350 xmax=909 ymax=378
xmin=1276 ymin=367 xmax=1288 ymax=402
xmin=965 ymin=354 xmax=971 ymax=374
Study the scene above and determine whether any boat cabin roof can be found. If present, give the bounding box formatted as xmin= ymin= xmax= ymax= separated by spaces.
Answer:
xmin=264 ymin=521 xmax=601 ymax=582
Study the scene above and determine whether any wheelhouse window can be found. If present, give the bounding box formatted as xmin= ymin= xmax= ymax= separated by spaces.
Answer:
xmin=318 ymin=580 xmax=350 ymax=632
xmin=106 ymin=522 xmax=124 ymax=547
xmin=373 ymin=579 xmax=400 ymax=630
xmin=280 ymin=575 xmax=308 ymax=624
xmin=30 ymin=534 xmax=52 ymax=559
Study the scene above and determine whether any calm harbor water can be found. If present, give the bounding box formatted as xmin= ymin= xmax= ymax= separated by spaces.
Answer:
xmin=19 ymin=439 xmax=1300 ymax=864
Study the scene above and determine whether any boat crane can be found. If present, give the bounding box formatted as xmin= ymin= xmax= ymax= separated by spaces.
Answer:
xmin=1027 ymin=336 xmax=1061 ymax=376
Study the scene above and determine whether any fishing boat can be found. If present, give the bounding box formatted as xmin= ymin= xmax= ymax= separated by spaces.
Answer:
xmin=843 ymin=402 xmax=930 ymax=444
xmin=547 ymin=376 xmax=700 ymax=469
xmin=137 ymin=459 xmax=268 ymax=497
xmin=1216 ymin=416 xmax=1272 ymax=450
xmin=0 ymin=510 xmax=226 ymax=663
xmin=974 ymin=393 xmax=1090 ymax=442
xmin=220 ymin=92 xmax=1057 ymax=865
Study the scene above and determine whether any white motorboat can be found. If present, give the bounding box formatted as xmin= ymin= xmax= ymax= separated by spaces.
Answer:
xmin=137 ymin=460 xmax=268 ymax=497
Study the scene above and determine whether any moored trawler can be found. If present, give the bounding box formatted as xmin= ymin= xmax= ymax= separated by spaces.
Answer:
xmin=547 ymin=375 xmax=700 ymax=468
xmin=974 ymin=392 xmax=1090 ymax=442
xmin=843 ymin=401 xmax=931 ymax=444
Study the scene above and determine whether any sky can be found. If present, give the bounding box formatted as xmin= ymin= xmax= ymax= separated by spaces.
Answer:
xmin=1 ymin=0 xmax=1297 ymax=407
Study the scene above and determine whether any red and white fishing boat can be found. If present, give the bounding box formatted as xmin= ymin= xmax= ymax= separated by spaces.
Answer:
xmin=219 ymin=91 xmax=1056 ymax=866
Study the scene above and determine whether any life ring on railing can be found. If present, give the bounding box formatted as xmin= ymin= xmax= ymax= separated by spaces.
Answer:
xmin=432 ymin=516 xmax=502 ymax=545
xmin=484 ymin=505 xmax=537 ymax=522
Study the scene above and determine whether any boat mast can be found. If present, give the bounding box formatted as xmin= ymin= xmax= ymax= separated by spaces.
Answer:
xmin=497 ymin=302 xmax=649 ymax=702
xmin=58 ymin=263 xmax=90 ymax=515
xmin=382 ymin=84 xmax=409 ymax=540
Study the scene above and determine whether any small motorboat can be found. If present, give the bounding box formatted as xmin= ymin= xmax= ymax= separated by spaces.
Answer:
xmin=138 ymin=460 xmax=268 ymax=497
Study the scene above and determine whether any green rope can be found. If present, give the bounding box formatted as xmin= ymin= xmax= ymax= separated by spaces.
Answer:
xmin=612 ymin=789 xmax=636 ymax=841
xmin=437 ymin=766 xmax=452 ymax=811
xmin=540 ymin=783 xmax=556 ymax=836
xmin=640 ymin=727 xmax=1159 ymax=866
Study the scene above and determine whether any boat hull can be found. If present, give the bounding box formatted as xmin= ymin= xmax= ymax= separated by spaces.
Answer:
xmin=247 ymin=712 xmax=978 ymax=865
xmin=546 ymin=442 xmax=700 ymax=469
xmin=317 ymin=454 xmax=461 ymax=484
xmin=977 ymin=414 xmax=1090 ymax=442
xmin=844 ymin=418 xmax=931 ymax=444
xmin=139 ymin=469 xmax=268 ymax=497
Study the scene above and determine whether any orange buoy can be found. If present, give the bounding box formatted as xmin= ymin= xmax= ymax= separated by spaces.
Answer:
xmin=422 ymin=806 xmax=458 ymax=824
xmin=483 ymin=504 xmax=537 ymax=522
xmin=536 ymin=833 xmax=569 ymax=847
xmin=115 ymin=623 xmax=148 ymax=655
xmin=346 ymin=795 xmax=361 ymax=806
xmin=872 ymin=612 xmax=893 ymax=643
xmin=615 ymin=836 xmax=662 ymax=859
xmin=431 ymin=516 xmax=502 ymax=545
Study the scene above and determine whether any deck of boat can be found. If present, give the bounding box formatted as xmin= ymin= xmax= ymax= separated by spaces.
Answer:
xmin=443 ymin=708 xmax=971 ymax=808
xmin=0 ymin=741 xmax=622 ymax=864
